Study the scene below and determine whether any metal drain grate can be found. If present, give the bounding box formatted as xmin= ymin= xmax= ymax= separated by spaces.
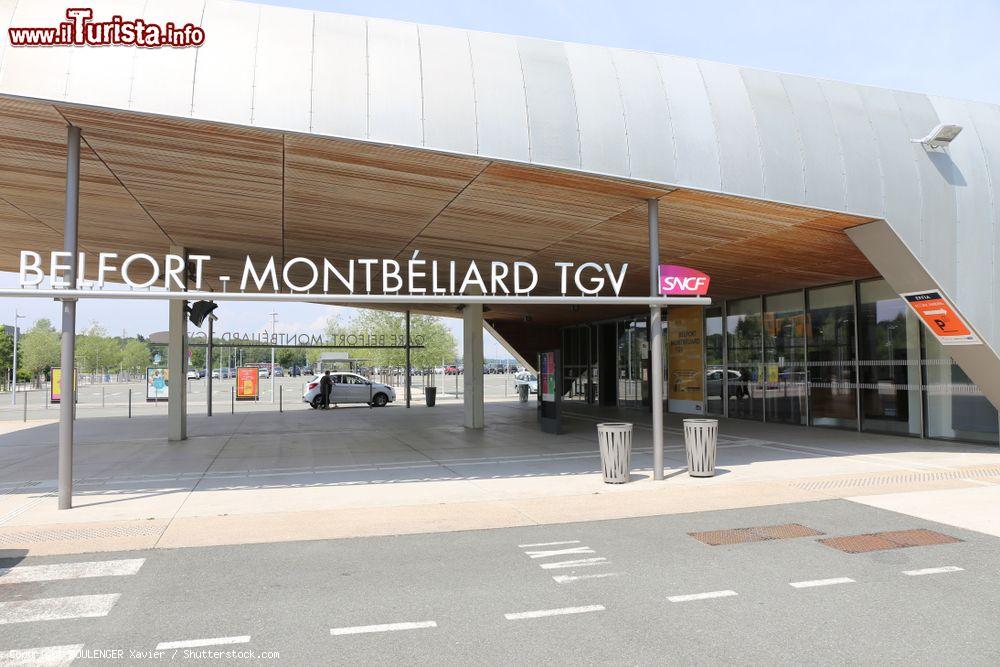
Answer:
xmin=794 ymin=466 xmax=1000 ymax=491
xmin=820 ymin=529 xmax=960 ymax=554
xmin=0 ymin=524 xmax=163 ymax=545
xmin=690 ymin=523 xmax=824 ymax=546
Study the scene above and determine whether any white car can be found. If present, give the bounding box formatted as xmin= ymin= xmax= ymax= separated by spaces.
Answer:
xmin=302 ymin=372 xmax=396 ymax=408
xmin=513 ymin=371 xmax=538 ymax=394
xmin=186 ymin=369 xmax=200 ymax=380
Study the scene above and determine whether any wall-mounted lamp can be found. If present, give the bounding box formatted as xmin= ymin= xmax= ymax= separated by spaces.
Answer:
xmin=912 ymin=123 xmax=962 ymax=149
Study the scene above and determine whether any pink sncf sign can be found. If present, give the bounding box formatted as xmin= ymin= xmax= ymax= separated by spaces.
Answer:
xmin=658 ymin=265 xmax=710 ymax=296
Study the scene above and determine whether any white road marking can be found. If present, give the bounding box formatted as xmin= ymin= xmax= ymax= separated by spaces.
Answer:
xmin=903 ymin=566 xmax=964 ymax=576
xmin=0 ymin=559 xmax=145 ymax=584
xmin=789 ymin=577 xmax=855 ymax=589
xmin=668 ymin=590 xmax=738 ymax=602
xmin=539 ymin=557 xmax=608 ymax=570
xmin=0 ymin=594 xmax=120 ymax=624
xmin=517 ymin=540 xmax=580 ymax=548
xmin=156 ymin=636 xmax=251 ymax=650
xmin=330 ymin=621 xmax=437 ymax=636
xmin=0 ymin=644 xmax=83 ymax=666
xmin=504 ymin=605 xmax=605 ymax=620
xmin=552 ymin=572 xmax=622 ymax=584
xmin=525 ymin=546 xmax=595 ymax=559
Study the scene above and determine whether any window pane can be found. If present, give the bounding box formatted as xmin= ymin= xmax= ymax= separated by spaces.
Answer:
xmin=704 ymin=306 xmax=724 ymax=416
xmin=764 ymin=291 xmax=806 ymax=425
xmin=726 ymin=297 xmax=762 ymax=420
xmin=923 ymin=334 xmax=999 ymax=444
xmin=858 ymin=280 xmax=921 ymax=435
xmin=807 ymin=283 xmax=857 ymax=428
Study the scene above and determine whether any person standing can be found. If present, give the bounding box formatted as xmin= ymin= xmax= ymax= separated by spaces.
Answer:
xmin=320 ymin=370 xmax=333 ymax=409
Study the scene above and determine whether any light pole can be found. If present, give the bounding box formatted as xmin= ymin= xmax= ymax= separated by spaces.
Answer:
xmin=11 ymin=310 xmax=23 ymax=405
xmin=269 ymin=310 xmax=277 ymax=403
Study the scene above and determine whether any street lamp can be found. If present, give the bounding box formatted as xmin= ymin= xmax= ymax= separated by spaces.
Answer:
xmin=11 ymin=310 xmax=24 ymax=406
xmin=269 ymin=310 xmax=278 ymax=404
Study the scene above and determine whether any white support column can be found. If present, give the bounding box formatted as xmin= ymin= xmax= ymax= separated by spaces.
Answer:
xmin=168 ymin=246 xmax=187 ymax=441
xmin=649 ymin=198 xmax=665 ymax=481
xmin=463 ymin=303 xmax=485 ymax=429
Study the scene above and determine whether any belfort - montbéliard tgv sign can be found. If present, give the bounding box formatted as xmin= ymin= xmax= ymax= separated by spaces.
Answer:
xmin=18 ymin=251 xmax=643 ymax=296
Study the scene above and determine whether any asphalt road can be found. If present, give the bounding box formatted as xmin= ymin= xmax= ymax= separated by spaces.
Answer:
xmin=1 ymin=499 xmax=998 ymax=665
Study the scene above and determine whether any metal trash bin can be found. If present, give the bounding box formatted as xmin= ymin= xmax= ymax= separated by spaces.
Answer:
xmin=518 ymin=384 xmax=529 ymax=402
xmin=424 ymin=386 xmax=437 ymax=407
xmin=683 ymin=419 xmax=719 ymax=477
xmin=597 ymin=422 xmax=632 ymax=484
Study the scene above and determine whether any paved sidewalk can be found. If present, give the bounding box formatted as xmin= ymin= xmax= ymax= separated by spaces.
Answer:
xmin=1 ymin=401 xmax=998 ymax=555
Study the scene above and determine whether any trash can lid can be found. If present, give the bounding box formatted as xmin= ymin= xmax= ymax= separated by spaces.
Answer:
xmin=597 ymin=422 xmax=633 ymax=428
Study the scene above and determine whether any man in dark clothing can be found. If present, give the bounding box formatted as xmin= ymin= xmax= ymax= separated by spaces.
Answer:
xmin=319 ymin=370 xmax=333 ymax=409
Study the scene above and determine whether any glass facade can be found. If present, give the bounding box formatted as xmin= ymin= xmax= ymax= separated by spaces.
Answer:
xmin=558 ymin=277 xmax=999 ymax=446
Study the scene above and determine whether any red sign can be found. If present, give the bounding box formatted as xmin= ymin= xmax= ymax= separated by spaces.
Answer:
xmin=903 ymin=290 xmax=979 ymax=345
xmin=658 ymin=265 xmax=710 ymax=296
xmin=236 ymin=367 xmax=259 ymax=401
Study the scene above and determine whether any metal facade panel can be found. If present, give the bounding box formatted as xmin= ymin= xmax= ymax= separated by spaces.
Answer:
xmin=779 ymin=74 xmax=846 ymax=211
xmin=128 ymin=0 xmax=204 ymax=117
xmin=892 ymin=91 xmax=957 ymax=294
xmin=467 ymin=31 xmax=529 ymax=162
xmin=966 ymin=102 xmax=1000 ymax=344
xmin=418 ymin=24 xmax=478 ymax=155
xmin=64 ymin=0 xmax=144 ymax=109
xmin=612 ymin=49 xmax=674 ymax=184
xmin=698 ymin=60 xmax=763 ymax=198
xmin=656 ymin=54 xmax=721 ymax=191
xmin=564 ymin=43 xmax=628 ymax=176
xmin=311 ymin=12 xmax=367 ymax=139
xmin=251 ymin=5 xmax=312 ymax=132
xmin=929 ymin=96 xmax=996 ymax=335
xmin=191 ymin=0 xmax=260 ymax=126
xmin=740 ymin=68 xmax=805 ymax=204
xmin=367 ymin=18 xmax=423 ymax=148
xmin=859 ymin=87 xmax=930 ymax=284
xmin=0 ymin=1 xmax=73 ymax=100
xmin=819 ymin=80 xmax=884 ymax=217
xmin=516 ymin=37 xmax=580 ymax=169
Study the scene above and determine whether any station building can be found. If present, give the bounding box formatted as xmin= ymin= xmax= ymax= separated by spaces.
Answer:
xmin=1 ymin=0 xmax=999 ymax=449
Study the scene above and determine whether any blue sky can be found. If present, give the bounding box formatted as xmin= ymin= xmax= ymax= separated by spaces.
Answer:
xmin=2 ymin=0 xmax=997 ymax=356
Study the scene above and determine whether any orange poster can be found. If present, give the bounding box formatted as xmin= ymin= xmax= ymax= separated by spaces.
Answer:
xmin=903 ymin=290 xmax=979 ymax=346
xmin=236 ymin=366 xmax=259 ymax=400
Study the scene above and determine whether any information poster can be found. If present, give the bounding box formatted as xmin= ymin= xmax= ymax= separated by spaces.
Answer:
xmin=667 ymin=306 xmax=705 ymax=414
xmin=539 ymin=351 xmax=556 ymax=402
xmin=50 ymin=367 xmax=77 ymax=404
xmin=902 ymin=290 xmax=980 ymax=345
xmin=236 ymin=366 xmax=259 ymax=401
xmin=146 ymin=367 xmax=169 ymax=402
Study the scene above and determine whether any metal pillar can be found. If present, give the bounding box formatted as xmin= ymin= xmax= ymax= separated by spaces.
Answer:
xmin=269 ymin=310 xmax=277 ymax=403
xmin=206 ymin=312 xmax=214 ymax=417
xmin=58 ymin=125 xmax=81 ymax=510
xmin=648 ymin=198 xmax=665 ymax=481
xmin=405 ymin=310 xmax=412 ymax=408
xmin=167 ymin=245 xmax=187 ymax=441
xmin=11 ymin=310 xmax=22 ymax=405
xmin=463 ymin=304 xmax=485 ymax=429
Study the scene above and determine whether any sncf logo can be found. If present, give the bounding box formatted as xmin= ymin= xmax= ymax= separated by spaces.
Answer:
xmin=658 ymin=265 xmax=710 ymax=296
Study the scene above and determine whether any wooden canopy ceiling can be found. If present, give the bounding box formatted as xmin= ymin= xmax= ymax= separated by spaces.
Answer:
xmin=0 ymin=95 xmax=876 ymax=331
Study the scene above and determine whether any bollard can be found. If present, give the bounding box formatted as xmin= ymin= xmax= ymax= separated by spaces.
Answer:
xmin=128 ymin=388 xmax=132 ymax=418
xmin=22 ymin=390 xmax=27 ymax=422
xmin=102 ymin=386 xmax=105 ymax=408
xmin=279 ymin=385 xmax=283 ymax=413
xmin=231 ymin=387 xmax=235 ymax=414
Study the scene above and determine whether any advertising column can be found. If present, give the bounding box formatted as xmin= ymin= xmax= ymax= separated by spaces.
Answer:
xmin=667 ymin=306 xmax=705 ymax=414
xmin=236 ymin=366 xmax=260 ymax=401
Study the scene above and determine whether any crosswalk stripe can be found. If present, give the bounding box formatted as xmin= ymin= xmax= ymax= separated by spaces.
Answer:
xmin=0 ymin=594 xmax=120 ymax=625
xmin=0 ymin=644 xmax=83 ymax=666
xmin=903 ymin=566 xmax=964 ymax=576
xmin=789 ymin=577 xmax=854 ymax=589
xmin=0 ymin=559 xmax=145 ymax=584
xmin=330 ymin=621 xmax=437 ymax=636
xmin=552 ymin=572 xmax=622 ymax=583
xmin=517 ymin=540 xmax=580 ymax=548
xmin=525 ymin=547 xmax=595 ymax=559
xmin=668 ymin=590 xmax=738 ymax=602
xmin=539 ymin=558 xmax=607 ymax=570
xmin=505 ymin=605 xmax=605 ymax=620
xmin=156 ymin=636 xmax=250 ymax=650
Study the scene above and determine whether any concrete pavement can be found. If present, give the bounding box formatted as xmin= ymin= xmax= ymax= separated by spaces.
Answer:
xmin=1 ymin=500 xmax=997 ymax=664
xmin=1 ymin=401 xmax=999 ymax=556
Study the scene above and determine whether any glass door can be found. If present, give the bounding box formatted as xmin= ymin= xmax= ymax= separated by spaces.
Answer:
xmin=617 ymin=318 xmax=648 ymax=408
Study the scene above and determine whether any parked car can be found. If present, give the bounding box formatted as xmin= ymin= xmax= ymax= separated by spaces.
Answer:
xmin=259 ymin=367 xmax=270 ymax=379
xmin=513 ymin=371 xmax=538 ymax=394
xmin=444 ymin=365 xmax=461 ymax=375
xmin=302 ymin=372 xmax=396 ymax=408
xmin=186 ymin=369 xmax=200 ymax=380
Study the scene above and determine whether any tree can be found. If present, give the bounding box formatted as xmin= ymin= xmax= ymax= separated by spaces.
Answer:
xmin=0 ymin=329 xmax=13 ymax=373
xmin=76 ymin=323 xmax=122 ymax=376
xmin=121 ymin=339 xmax=151 ymax=375
xmin=20 ymin=319 xmax=60 ymax=380
xmin=343 ymin=311 xmax=457 ymax=369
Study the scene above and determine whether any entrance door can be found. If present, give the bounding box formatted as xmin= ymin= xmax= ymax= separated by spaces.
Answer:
xmin=617 ymin=318 xmax=648 ymax=409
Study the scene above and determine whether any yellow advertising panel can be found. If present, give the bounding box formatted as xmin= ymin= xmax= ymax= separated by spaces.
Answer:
xmin=50 ymin=367 xmax=77 ymax=404
xmin=236 ymin=366 xmax=259 ymax=401
xmin=667 ymin=306 xmax=704 ymax=414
